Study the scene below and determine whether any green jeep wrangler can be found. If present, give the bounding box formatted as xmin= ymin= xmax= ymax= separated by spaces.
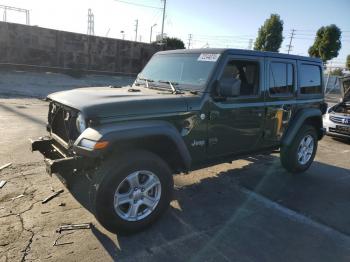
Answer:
xmin=31 ymin=49 xmax=327 ymax=234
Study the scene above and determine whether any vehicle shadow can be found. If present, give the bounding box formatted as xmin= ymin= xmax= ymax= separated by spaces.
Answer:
xmin=0 ymin=101 xmax=47 ymax=126
xmin=66 ymin=154 xmax=350 ymax=262
xmin=331 ymin=136 xmax=350 ymax=145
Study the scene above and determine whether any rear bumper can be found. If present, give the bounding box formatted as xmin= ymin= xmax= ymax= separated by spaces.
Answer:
xmin=30 ymin=137 xmax=93 ymax=175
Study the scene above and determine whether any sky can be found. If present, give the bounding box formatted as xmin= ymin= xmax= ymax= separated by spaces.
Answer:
xmin=1 ymin=0 xmax=349 ymax=68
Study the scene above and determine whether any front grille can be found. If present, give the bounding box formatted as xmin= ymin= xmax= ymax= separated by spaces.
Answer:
xmin=329 ymin=115 xmax=350 ymax=126
xmin=48 ymin=103 xmax=80 ymax=143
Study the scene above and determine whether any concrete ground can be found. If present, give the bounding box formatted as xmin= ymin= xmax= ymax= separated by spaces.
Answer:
xmin=1 ymin=79 xmax=350 ymax=261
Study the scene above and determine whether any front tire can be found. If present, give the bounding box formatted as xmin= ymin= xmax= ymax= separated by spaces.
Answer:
xmin=90 ymin=150 xmax=174 ymax=234
xmin=280 ymin=125 xmax=318 ymax=173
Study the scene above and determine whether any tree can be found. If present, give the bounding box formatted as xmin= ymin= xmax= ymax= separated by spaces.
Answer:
xmin=153 ymin=37 xmax=185 ymax=50
xmin=254 ymin=14 xmax=284 ymax=52
xmin=346 ymin=55 xmax=350 ymax=70
xmin=308 ymin=24 xmax=342 ymax=63
xmin=329 ymin=68 xmax=343 ymax=77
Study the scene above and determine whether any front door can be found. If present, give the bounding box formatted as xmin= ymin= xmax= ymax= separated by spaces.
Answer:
xmin=207 ymin=55 xmax=265 ymax=157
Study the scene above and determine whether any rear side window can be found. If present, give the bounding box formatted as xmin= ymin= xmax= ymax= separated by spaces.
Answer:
xmin=300 ymin=64 xmax=322 ymax=94
xmin=269 ymin=62 xmax=294 ymax=95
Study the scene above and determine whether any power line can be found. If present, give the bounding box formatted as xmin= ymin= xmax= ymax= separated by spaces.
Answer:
xmin=115 ymin=0 xmax=162 ymax=9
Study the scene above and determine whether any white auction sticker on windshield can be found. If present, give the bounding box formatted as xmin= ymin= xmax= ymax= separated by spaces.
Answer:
xmin=198 ymin=53 xmax=220 ymax=62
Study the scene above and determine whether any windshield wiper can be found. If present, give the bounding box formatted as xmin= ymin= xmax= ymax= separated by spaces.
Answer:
xmin=136 ymin=77 xmax=154 ymax=88
xmin=158 ymin=80 xmax=183 ymax=94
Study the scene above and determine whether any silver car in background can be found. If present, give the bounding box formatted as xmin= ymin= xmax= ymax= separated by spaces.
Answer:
xmin=323 ymin=76 xmax=350 ymax=139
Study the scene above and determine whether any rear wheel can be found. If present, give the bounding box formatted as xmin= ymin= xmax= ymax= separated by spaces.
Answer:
xmin=280 ymin=125 xmax=318 ymax=173
xmin=90 ymin=150 xmax=173 ymax=234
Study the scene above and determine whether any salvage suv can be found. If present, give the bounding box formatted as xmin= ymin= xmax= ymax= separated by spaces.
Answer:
xmin=31 ymin=49 xmax=327 ymax=234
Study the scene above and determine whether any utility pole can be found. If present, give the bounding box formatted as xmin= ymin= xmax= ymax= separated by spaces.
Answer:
xmin=3 ymin=6 xmax=6 ymax=22
xmin=120 ymin=30 xmax=125 ymax=40
xmin=135 ymin=19 xmax=139 ymax=41
xmin=150 ymin=23 xmax=157 ymax=43
xmin=134 ymin=19 xmax=138 ymax=41
xmin=160 ymin=0 xmax=166 ymax=41
xmin=87 ymin=9 xmax=95 ymax=36
xmin=248 ymin=39 xmax=253 ymax=50
xmin=187 ymin=34 xmax=192 ymax=49
xmin=287 ymin=29 xmax=295 ymax=54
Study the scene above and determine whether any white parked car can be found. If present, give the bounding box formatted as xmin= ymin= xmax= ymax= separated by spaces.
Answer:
xmin=323 ymin=76 xmax=350 ymax=139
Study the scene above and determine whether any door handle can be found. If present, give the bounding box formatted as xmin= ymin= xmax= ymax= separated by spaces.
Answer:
xmin=281 ymin=105 xmax=292 ymax=112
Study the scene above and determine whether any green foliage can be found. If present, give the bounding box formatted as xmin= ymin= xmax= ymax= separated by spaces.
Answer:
xmin=153 ymin=37 xmax=185 ymax=50
xmin=329 ymin=68 xmax=343 ymax=77
xmin=346 ymin=55 xmax=350 ymax=70
xmin=308 ymin=24 xmax=342 ymax=63
xmin=254 ymin=14 xmax=284 ymax=52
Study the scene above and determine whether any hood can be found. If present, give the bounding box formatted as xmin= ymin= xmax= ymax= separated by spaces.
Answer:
xmin=47 ymin=86 xmax=189 ymax=120
xmin=340 ymin=76 xmax=350 ymax=101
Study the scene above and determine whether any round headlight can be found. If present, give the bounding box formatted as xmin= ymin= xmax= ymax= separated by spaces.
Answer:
xmin=76 ymin=113 xmax=86 ymax=133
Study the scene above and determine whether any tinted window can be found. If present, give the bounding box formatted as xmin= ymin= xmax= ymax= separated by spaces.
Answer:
xmin=300 ymin=64 xmax=322 ymax=94
xmin=220 ymin=60 xmax=259 ymax=96
xmin=269 ymin=62 xmax=294 ymax=95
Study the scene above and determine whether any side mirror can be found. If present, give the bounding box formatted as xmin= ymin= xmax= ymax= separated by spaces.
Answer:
xmin=217 ymin=78 xmax=241 ymax=97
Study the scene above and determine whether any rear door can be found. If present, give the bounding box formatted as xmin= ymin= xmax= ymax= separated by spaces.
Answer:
xmin=263 ymin=58 xmax=297 ymax=146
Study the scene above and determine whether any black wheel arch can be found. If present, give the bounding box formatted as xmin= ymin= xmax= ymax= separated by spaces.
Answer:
xmin=282 ymin=108 xmax=324 ymax=147
xmin=76 ymin=120 xmax=192 ymax=173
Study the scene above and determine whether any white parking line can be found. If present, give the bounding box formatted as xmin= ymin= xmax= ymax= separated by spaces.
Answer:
xmin=240 ymin=187 xmax=350 ymax=242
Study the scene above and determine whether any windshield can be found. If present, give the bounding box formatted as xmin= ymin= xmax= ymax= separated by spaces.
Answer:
xmin=139 ymin=53 xmax=219 ymax=90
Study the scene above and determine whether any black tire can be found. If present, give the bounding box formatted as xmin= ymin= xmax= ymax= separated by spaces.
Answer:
xmin=89 ymin=150 xmax=173 ymax=235
xmin=280 ymin=125 xmax=318 ymax=173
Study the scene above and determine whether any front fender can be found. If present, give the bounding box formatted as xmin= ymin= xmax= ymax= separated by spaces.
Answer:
xmin=73 ymin=120 xmax=192 ymax=170
xmin=281 ymin=108 xmax=323 ymax=147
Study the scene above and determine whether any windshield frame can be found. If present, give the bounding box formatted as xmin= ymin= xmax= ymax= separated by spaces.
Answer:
xmin=138 ymin=52 xmax=221 ymax=92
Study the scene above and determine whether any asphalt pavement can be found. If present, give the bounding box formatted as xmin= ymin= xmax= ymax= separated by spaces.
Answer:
xmin=0 ymin=92 xmax=350 ymax=261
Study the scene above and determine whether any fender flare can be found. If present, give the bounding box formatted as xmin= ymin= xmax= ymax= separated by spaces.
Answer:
xmin=281 ymin=108 xmax=323 ymax=147
xmin=74 ymin=120 xmax=192 ymax=170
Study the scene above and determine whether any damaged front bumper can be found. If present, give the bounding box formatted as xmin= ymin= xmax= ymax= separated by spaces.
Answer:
xmin=30 ymin=137 xmax=93 ymax=175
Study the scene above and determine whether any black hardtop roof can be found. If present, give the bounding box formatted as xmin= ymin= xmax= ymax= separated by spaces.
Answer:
xmin=156 ymin=48 xmax=322 ymax=63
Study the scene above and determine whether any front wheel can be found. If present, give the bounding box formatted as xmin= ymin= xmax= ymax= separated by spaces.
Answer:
xmin=280 ymin=125 xmax=318 ymax=173
xmin=90 ymin=150 xmax=174 ymax=234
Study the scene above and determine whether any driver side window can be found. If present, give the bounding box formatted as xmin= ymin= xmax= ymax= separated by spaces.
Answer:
xmin=220 ymin=60 xmax=259 ymax=96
